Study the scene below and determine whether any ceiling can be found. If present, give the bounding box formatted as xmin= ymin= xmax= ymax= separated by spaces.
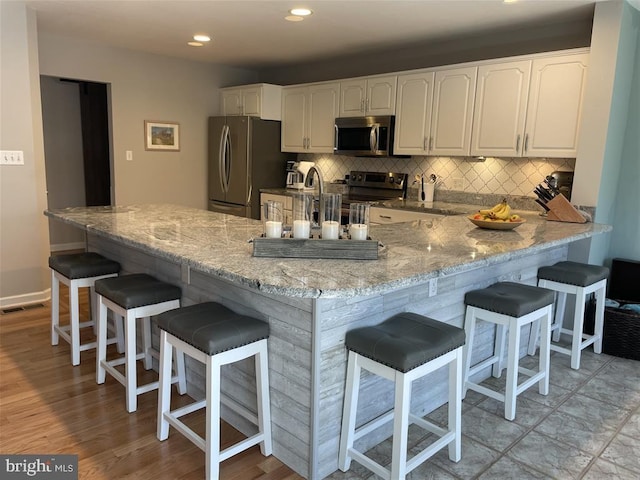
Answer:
xmin=24 ymin=0 xmax=603 ymax=69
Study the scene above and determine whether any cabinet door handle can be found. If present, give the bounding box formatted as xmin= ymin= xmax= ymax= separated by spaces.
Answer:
xmin=424 ymin=137 xmax=428 ymax=151
xmin=380 ymin=215 xmax=392 ymax=219
xmin=365 ymin=98 xmax=369 ymax=112
xmin=429 ymin=137 xmax=433 ymax=151
xmin=516 ymin=134 xmax=521 ymax=152
xmin=360 ymin=99 xmax=365 ymax=112
xmin=524 ymin=134 xmax=529 ymax=152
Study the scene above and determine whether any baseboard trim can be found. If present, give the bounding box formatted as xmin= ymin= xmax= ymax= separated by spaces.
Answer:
xmin=0 ymin=288 xmax=50 ymax=311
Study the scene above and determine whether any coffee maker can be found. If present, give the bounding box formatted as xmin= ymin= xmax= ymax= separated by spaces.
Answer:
xmin=286 ymin=161 xmax=315 ymax=189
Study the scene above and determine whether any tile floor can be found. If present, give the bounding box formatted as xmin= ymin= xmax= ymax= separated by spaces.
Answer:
xmin=327 ymin=348 xmax=639 ymax=479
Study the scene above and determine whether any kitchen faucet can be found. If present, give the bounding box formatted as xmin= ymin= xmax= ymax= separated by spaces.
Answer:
xmin=304 ymin=166 xmax=324 ymax=225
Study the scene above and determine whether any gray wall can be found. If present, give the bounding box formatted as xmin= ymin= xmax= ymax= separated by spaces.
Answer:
xmin=259 ymin=17 xmax=592 ymax=85
xmin=0 ymin=2 xmax=50 ymax=306
xmin=40 ymin=76 xmax=86 ymax=250
xmin=37 ymin=33 xmax=259 ymax=208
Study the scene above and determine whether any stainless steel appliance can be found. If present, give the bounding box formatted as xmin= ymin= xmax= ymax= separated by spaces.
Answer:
xmin=550 ymin=171 xmax=574 ymax=199
xmin=346 ymin=170 xmax=408 ymax=202
xmin=334 ymin=116 xmax=397 ymax=157
xmin=286 ymin=161 xmax=315 ymax=189
xmin=337 ymin=170 xmax=408 ymax=222
xmin=208 ymin=116 xmax=293 ymax=219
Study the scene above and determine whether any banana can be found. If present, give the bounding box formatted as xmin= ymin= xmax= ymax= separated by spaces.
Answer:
xmin=479 ymin=199 xmax=511 ymax=220
xmin=494 ymin=204 xmax=511 ymax=220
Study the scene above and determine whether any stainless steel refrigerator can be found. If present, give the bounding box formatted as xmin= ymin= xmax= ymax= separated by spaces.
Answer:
xmin=208 ymin=116 xmax=293 ymax=219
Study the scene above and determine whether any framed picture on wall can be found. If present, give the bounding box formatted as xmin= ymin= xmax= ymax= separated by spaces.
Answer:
xmin=144 ymin=121 xmax=180 ymax=151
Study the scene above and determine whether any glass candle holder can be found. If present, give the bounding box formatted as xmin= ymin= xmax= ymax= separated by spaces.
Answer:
xmin=292 ymin=192 xmax=313 ymax=239
xmin=321 ymin=193 xmax=341 ymax=240
xmin=263 ymin=200 xmax=283 ymax=238
xmin=349 ymin=203 xmax=370 ymax=240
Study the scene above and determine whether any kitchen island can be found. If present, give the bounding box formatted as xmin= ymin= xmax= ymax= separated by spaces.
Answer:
xmin=45 ymin=204 xmax=610 ymax=479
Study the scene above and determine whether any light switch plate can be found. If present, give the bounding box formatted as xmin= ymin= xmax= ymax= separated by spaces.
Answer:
xmin=1 ymin=150 xmax=24 ymax=165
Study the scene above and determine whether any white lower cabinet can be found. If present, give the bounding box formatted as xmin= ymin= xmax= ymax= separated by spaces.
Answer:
xmin=370 ymin=207 xmax=443 ymax=225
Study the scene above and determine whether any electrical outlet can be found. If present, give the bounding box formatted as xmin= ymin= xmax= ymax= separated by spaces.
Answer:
xmin=428 ymin=278 xmax=437 ymax=297
xmin=0 ymin=150 xmax=24 ymax=165
xmin=451 ymin=176 xmax=464 ymax=190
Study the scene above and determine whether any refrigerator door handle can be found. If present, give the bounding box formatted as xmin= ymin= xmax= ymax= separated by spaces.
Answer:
xmin=218 ymin=125 xmax=228 ymax=193
xmin=225 ymin=125 xmax=232 ymax=192
xmin=247 ymin=184 xmax=252 ymax=205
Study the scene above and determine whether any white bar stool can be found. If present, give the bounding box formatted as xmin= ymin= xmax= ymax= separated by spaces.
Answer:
xmin=528 ymin=261 xmax=609 ymax=369
xmin=463 ymin=282 xmax=554 ymax=421
xmin=156 ymin=302 xmax=272 ymax=480
xmin=49 ymin=252 xmax=122 ymax=366
xmin=339 ymin=312 xmax=465 ymax=480
xmin=95 ymin=273 xmax=185 ymax=413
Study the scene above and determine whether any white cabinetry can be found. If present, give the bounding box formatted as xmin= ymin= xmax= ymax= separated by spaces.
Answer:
xmin=221 ymin=83 xmax=282 ymax=120
xmin=281 ymin=82 xmax=340 ymax=153
xmin=394 ymin=66 xmax=477 ymax=156
xmin=260 ymin=193 xmax=292 ymax=225
xmin=339 ymin=75 xmax=397 ymax=117
xmin=524 ymin=53 xmax=588 ymax=157
xmin=471 ymin=52 xmax=588 ymax=157
xmin=369 ymin=207 xmax=443 ymax=225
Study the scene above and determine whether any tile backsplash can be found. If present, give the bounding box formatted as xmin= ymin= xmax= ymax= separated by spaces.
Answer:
xmin=299 ymin=153 xmax=575 ymax=199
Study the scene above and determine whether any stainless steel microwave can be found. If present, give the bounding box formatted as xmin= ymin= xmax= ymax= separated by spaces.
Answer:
xmin=334 ymin=115 xmax=396 ymax=157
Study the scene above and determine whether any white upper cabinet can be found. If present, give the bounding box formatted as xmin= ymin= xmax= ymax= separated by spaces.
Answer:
xmin=524 ymin=53 xmax=589 ymax=158
xmin=281 ymin=82 xmax=340 ymax=153
xmin=394 ymin=71 xmax=435 ymax=155
xmin=471 ymin=60 xmax=532 ymax=157
xmin=471 ymin=52 xmax=588 ymax=157
xmin=339 ymin=75 xmax=397 ymax=117
xmin=430 ymin=66 xmax=477 ymax=156
xmin=394 ymin=66 xmax=477 ymax=156
xmin=220 ymin=83 xmax=282 ymax=120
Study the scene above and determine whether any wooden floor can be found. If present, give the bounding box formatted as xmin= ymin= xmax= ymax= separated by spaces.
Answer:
xmin=0 ymin=285 xmax=304 ymax=479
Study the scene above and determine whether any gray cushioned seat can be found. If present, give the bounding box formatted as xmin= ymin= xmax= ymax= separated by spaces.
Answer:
xmin=465 ymin=282 xmax=554 ymax=318
xmin=94 ymin=273 xmax=181 ymax=309
xmin=345 ymin=312 xmax=465 ymax=373
xmin=49 ymin=252 xmax=120 ymax=279
xmin=157 ymin=302 xmax=269 ymax=356
xmin=538 ymin=261 xmax=609 ymax=287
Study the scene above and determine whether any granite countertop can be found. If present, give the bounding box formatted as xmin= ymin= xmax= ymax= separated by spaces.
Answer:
xmin=45 ymin=204 xmax=611 ymax=299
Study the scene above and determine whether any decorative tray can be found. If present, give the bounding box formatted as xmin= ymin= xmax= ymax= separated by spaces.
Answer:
xmin=467 ymin=215 xmax=526 ymax=230
xmin=252 ymin=235 xmax=379 ymax=260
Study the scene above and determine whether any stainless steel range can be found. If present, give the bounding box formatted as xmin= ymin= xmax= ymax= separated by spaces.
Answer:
xmin=337 ymin=170 xmax=408 ymax=223
xmin=345 ymin=170 xmax=408 ymax=203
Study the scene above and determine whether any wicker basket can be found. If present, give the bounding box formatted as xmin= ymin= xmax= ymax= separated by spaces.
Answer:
xmin=602 ymin=306 xmax=640 ymax=361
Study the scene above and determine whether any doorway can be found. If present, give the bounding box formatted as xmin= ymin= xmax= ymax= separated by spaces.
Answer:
xmin=41 ymin=76 xmax=112 ymax=250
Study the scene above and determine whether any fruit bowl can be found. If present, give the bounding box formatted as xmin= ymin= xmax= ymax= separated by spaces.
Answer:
xmin=467 ymin=215 xmax=526 ymax=230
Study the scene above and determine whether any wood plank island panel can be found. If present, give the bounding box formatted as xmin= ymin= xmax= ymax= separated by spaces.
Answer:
xmin=46 ymin=204 xmax=610 ymax=479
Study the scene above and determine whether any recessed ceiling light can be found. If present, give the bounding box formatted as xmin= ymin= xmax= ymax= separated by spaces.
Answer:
xmin=193 ymin=34 xmax=211 ymax=42
xmin=289 ymin=8 xmax=312 ymax=16
xmin=188 ymin=42 xmax=203 ymax=47
xmin=285 ymin=15 xmax=304 ymax=22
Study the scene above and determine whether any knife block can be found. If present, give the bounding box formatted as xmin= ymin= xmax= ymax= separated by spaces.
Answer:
xmin=545 ymin=195 xmax=586 ymax=223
